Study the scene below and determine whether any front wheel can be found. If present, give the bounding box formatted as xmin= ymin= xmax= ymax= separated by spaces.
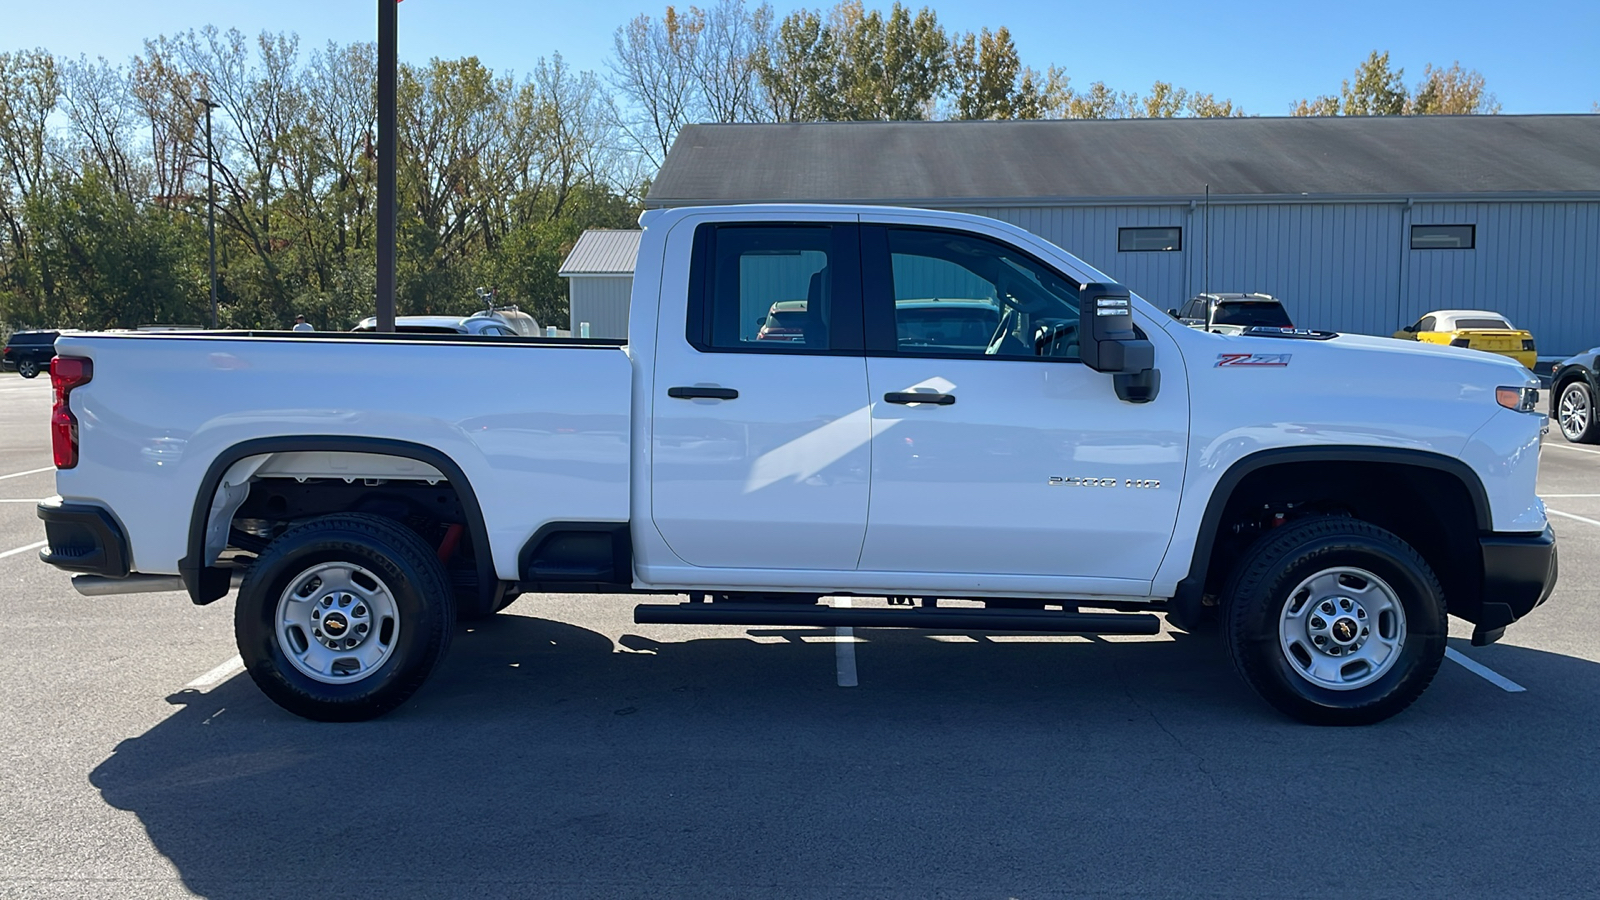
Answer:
xmin=16 ymin=359 xmax=39 ymax=378
xmin=1556 ymin=380 xmax=1600 ymax=443
xmin=1224 ymin=516 xmax=1446 ymax=725
xmin=235 ymin=513 xmax=455 ymax=721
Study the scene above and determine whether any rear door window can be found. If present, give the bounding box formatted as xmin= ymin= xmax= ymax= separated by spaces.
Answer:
xmin=687 ymin=224 xmax=862 ymax=354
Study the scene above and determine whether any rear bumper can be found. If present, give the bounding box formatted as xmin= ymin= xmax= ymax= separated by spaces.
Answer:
xmin=1472 ymin=525 xmax=1557 ymax=645
xmin=36 ymin=498 xmax=130 ymax=578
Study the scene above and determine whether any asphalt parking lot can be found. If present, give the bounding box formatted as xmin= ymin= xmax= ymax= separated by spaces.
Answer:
xmin=1 ymin=371 xmax=1598 ymax=898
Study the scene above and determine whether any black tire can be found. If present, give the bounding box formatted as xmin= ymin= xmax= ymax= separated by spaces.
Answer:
xmin=16 ymin=359 xmax=39 ymax=378
xmin=1555 ymin=379 xmax=1600 ymax=444
xmin=235 ymin=513 xmax=454 ymax=721
xmin=1224 ymin=516 xmax=1446 ymax=726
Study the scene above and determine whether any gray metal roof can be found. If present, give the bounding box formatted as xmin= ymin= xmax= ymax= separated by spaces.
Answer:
xmin=559 ymin=229 xmax=643 ymax=275
xmin=646 ymin=115 xmax=1600 ymax=207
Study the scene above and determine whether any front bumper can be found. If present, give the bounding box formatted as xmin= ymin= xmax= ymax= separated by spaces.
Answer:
xmin=1473 ymin=525 xmax=1557 ymax=645
xmin=36 ymin=497 xmax=130 ymax=578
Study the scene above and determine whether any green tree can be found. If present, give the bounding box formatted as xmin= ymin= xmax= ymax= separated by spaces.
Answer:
xmin=1341 ymin=50 xmax=1407 ymax=115
xmin=950 ymin=27 xmax=1027 ymax=120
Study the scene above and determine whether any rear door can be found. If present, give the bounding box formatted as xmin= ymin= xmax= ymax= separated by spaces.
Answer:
xmin=650 ymin=220 xmax=873 ymax=570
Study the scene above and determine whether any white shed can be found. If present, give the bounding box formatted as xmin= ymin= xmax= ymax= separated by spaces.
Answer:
xmin=559 ymin=230 xmax=641 ymax=339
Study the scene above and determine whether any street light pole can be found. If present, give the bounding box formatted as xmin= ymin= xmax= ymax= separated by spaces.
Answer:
xmin=376 ymin=0 xmax=397 ymax=332
xmin=196 ymin=97 xmax=221 ymax=329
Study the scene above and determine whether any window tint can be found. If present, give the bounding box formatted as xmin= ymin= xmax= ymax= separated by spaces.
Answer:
xmin=884 ymin=228 xmax=1080 ymax=360
xmin=1211 ymin=302 xmax=1292 ymax=328
xmin=1411 ymin=224 xmax=1474 ymax=250
xmin=1118 ymin=227 xmax=1182 ymax=252
xmin=1454 ymin=317 xmax=1512 ymax=330
xmin=1418 ymin=316 xmax=1437 ymax=332
xmin=700 ymin=226 xmax=837 ymax=351
xmin=1180 ymin=300 xmax=1203 ymax=320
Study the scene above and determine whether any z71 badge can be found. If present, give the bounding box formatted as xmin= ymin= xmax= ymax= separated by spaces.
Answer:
xmin=1216 ymin=353 xmax=1292 ymax=367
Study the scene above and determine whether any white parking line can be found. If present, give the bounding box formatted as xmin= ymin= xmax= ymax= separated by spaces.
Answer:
xmin=1542 ymin=494 xmax=1600 ymax=498
xmin=1544 ymin=442 xmax=1600 ymax=457
xmin=833 ymin=598 xmax=858 ymax=688
xmin=0 ymin=540 xmax=47 ymax=560
xmin=0 ymin=466 xmax=51 ymax=481
xmin=1548 ymin=508 xmax=1600 ymax=528
xmin=185 ymin=655 xmax=245 ymax=689
xmin=0 ymin=498 xmax=44 ymax=503
xmin=1445 ymin=647 xmax=1526 ymax=693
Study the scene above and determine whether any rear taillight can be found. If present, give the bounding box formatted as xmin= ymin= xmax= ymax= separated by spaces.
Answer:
xmin=51 ymin=356 xmax=92 ymax=469
xmin=1450 ymin=337 xmax=1472 ymax=348
xmin=1522 ymin=339 xmax=1536 ymax=351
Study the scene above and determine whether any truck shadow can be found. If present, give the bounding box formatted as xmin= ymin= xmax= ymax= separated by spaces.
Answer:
xmin=91 ymin=612 xmax=1600 ymax=899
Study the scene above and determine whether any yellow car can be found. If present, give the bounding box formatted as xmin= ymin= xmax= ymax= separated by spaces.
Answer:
xmin=1394 ymin=309 xmax=1536 ymax=369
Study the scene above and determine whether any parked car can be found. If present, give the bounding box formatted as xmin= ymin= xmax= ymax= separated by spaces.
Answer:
xmin=2 ymin=329 xmax=60 ymax=378
xmin=1172 ymin=293 xmax=1293 ymax=335
xmin=38 ymin=204 xmax=1555 ymax=727
xmin=754 ymin=300 xmax=810 ymax=343
xmin=351 ymin=315 xmax=527 ymax=336
xmin=1393 ymin=310 xmax=1536 ymax=369
xmin=1550 ymin=347 xmax=1600 ymax=443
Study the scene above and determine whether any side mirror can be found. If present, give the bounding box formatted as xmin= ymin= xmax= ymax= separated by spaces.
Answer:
xmin=1167 ymin=308 xmax=1180 ymax=319
xmin=1079 ymin=282 xmax=1159 ymax=403
xmin=1402 ymin=324 xmax=1417 ymax=333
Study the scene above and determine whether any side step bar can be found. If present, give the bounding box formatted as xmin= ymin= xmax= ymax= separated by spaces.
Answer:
xmin=634 ymin=602 xmax=1160 ymax=634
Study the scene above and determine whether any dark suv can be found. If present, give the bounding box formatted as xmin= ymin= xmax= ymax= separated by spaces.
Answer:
xmin=2 ymin=330 xmax=60 ymax=378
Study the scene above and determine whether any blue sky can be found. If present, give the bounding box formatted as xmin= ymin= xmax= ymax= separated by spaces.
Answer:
xmin=8 ymin=0 xmax=1598 ymax=115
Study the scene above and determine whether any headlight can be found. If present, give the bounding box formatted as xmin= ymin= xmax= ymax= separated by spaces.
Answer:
xmin=1496 ymin=385 xmax=1539 ymax=412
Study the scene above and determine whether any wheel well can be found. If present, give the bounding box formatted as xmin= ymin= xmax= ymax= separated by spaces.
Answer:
xmin=1190 ymin=460 xmax=1486 ymax=625
xmin=180 ymin=438 xmax=496 ymax=610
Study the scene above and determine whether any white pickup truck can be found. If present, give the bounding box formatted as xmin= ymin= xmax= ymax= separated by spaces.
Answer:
xmin=37 ymin=205 xmax=1556 ymax=725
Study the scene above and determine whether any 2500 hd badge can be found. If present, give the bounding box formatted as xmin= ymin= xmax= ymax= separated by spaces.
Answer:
xmin=1049 ymin=476 xmax=1161 ymax=488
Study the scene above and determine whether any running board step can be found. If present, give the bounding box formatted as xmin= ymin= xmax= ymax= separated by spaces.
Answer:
xmin=633 ymin=602 xmax=1160 ymax=634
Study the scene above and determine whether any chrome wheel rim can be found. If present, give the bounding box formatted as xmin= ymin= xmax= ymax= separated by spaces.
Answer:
xmin=1278 ymin=566 xmax=1406 ymax=691
xmin=1559 ymin=384 xmax=1590 ymax=441
xmin=274 ymin=562 xmax=400 ymax=684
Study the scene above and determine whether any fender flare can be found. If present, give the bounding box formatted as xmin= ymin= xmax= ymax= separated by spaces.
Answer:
xmin=177 ymin=436 xmax=495 ymax=608
xmin=1168 ymin=445 xmax=1491 ymax=629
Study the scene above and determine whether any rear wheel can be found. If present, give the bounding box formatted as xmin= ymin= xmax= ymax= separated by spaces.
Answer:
xmin=16 ymin=359 xmax=39 ymax=378
xmin=235 ymin=513 xmax=454 ymax=721
xmin=1556 ymin=380 xmax=1599 ymax=443
xmin=1224 ymin=516 xmax=1446 ymax=725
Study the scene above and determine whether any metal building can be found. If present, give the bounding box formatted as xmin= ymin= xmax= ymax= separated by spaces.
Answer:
xmin=558 ymin=229 xmax=642 ymax=339
xmin=638 ymin=115 xmax=1600 ymax=357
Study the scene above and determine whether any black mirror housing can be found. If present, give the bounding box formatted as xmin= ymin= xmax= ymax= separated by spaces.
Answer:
xmin=1078 ymin=282 xmax=1159 ymax=403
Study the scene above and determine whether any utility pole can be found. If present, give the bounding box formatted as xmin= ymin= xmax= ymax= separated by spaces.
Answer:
xmin=376 ymin=0 xmax=397 ymax=332
xmin=196 ymin=97 xmax=221 ymax=329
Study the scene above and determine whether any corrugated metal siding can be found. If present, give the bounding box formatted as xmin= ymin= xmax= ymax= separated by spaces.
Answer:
xmin=1405 ymin=202 xmax=1600 ymax=354
xmin=961 ymin=201 xmax=1600 ymax=355
xmin=568 ymin=276 xmax=633 ymax=338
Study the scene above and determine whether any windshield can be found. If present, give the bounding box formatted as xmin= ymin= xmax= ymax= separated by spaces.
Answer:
xmin=896 ymin=306 xmax=1001 ymax=350
xmin=1212 ymin=302 xmax=1292 ymax=328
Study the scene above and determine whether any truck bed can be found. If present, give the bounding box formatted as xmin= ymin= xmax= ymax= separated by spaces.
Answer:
xmin=52 ymin=331 xmax=633 ymax=581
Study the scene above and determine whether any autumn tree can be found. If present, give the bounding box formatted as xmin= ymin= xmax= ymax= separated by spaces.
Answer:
xmin=1409 ymin=62 xmax=1500 ymax=114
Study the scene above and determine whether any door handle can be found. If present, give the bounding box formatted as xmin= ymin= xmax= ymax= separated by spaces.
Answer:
xmin=668 ymin=386 xmax=739 ymax=401
xmin=884 ymin=392 xmax=955 ymax=406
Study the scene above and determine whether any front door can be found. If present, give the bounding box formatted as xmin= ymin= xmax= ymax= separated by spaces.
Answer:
xmin=650 ymin=221 xmax=873 ymax=570
xmin=857 ymin=224 xmax=1188 ymax=586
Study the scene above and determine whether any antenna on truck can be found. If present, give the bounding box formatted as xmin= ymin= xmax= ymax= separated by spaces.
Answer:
xmin=1204 ymin=184 xmax=1213 ymax=328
